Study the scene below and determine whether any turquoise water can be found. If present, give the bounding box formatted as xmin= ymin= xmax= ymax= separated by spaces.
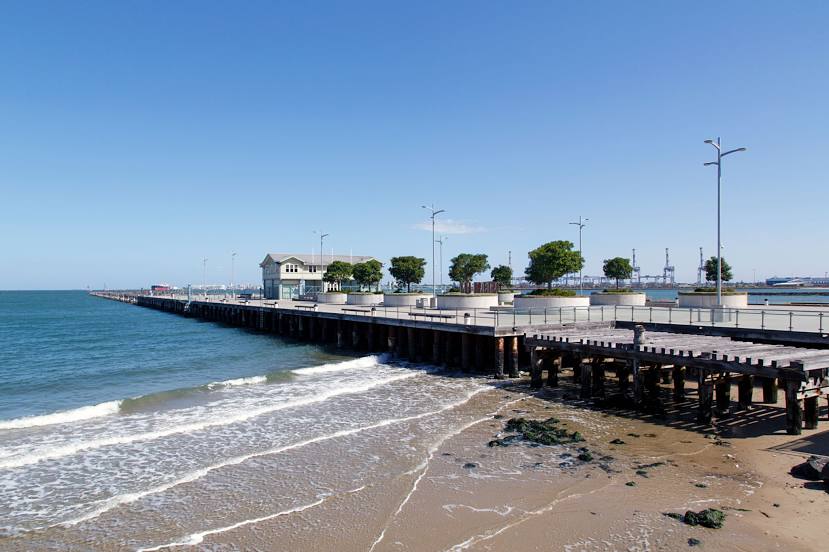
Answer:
xmin=0 ymin=291 xmax=341 ymax=421
xmin=0 ymin=290 xmax=490 ymax=545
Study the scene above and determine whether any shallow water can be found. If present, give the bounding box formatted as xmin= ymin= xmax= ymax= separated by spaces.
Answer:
xmin=0 ymin=291 xmax=499 ymax=549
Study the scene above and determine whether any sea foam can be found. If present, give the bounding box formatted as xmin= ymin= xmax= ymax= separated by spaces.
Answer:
xmin=0 ymin=400 xmax=122 ymax=431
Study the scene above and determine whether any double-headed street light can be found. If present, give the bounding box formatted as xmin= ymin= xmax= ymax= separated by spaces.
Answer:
xmin=422 ymin=204 xmax=445 ymax=298
xmin=569 ymin=216 xmax=588 ymax=291
xmin=704 ymin=137 xmax=746 ymax=307
xmin=435 ymin=235 xmax=448 ymax=288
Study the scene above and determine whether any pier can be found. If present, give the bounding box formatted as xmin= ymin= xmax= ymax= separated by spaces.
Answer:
xmin=92 ymin=292 xmax=829 ymax=434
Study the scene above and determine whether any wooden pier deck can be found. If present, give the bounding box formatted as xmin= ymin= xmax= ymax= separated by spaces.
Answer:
xmin=93 ymin=292 xmax=829 ymax=435
xmin=525 ymin=324 xmax=829 ymax=434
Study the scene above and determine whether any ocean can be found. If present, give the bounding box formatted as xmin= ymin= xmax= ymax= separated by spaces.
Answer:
xmin=0 ymin=291 xmax=495 ymax=549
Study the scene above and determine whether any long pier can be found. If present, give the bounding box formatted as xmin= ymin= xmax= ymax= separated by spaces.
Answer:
xmin=93 ymin=292 xmax=829 ymax=435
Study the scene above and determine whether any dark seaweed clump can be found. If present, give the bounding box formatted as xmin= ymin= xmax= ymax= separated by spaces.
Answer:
xmin=488 ymin=417 xmax=585 ymax=447
xmin=665 ymin=509 xmax=726 ymax=529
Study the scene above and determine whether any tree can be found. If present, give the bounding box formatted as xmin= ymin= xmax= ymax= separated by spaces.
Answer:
xmin=524 ymin=241 xmax=584 ymax=289
xmin=704 ymin=256 xmax=733 ymax=284
xmin=322 ymin=261 xmax=353 ymax=288
xmin=602 ymin=257 xmax=633 ymax=289
xmin=491 ymin=265 xmax=513 ymax=291
xmin=352 ymin=259 xmax=383 ymax=291
xmin=389 ymin=256 xmax=426 ymax=292
xmin=449 ymin=253 xmax=490 ymax=292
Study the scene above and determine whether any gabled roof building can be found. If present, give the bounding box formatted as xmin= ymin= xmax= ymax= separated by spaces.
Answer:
xmin=260 ymin=253 xmax=377 ymax=300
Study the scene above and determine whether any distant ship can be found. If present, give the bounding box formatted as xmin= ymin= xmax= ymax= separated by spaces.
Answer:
xmin=765 ymin=276 xmax=829 ymax=287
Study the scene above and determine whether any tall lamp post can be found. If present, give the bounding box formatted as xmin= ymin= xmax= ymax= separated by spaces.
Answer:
xmin=435 ymin=235 xmax=448 ymax=288
xmin=422 ymin=204 xmax=445 ymax=297
xmin=704 ymin=137 xmax=746 ymax=307
xmin=568 ymin=216 xmax=588 ymax=291
xmin=314 ymin=231 xmax=329 ymax=292
xmin=230 ymin=251 xmax=237 ymax=299
xmin=202 ymin=257 xmax=208 ymax=298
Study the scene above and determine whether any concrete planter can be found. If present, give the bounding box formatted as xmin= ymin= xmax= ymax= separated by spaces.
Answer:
xmin=346 ymin=293 xmax=383 ymax=306
xmin=497 ymin=291 xmax=515 ymax=304
xmin=316 ymin=292 xmax=348 ymax=304
xmin=513 ymin=295 xmax=590 ymax=309
xmin=382 ymin=293 xmax=432 ymax=307
xmin=677 ymin=292 xmax=748 ymax=309
xmin=590 ymin=292 xmax=647 ymax=306
xmin=436 ymin=294 xmax=498 ymax=310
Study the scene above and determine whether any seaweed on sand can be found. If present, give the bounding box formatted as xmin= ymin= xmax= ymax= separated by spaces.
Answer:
xmin=492 ymin=417 xmax=584 ymax=447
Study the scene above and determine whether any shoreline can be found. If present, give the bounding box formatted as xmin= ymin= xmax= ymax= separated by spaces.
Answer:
xmin=153 ymin=376 xmax=827 ymax=551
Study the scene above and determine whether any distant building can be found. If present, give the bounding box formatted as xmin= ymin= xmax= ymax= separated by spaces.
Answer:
xmin=260 ymin=253 xmax=377 ymax=300
xmin=150 ymin=284 xmax=171 ymax=294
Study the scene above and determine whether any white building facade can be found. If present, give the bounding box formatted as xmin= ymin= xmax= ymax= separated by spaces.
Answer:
xmin=260 ymin=253 xmax=377 ymax=300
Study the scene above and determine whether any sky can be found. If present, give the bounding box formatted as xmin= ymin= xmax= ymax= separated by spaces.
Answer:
xmin=1 ymin=1 xmax=827 ymax=290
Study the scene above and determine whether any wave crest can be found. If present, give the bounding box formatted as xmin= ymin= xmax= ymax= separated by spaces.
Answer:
xmin=0 ymin=401 xmax=122 ymax=431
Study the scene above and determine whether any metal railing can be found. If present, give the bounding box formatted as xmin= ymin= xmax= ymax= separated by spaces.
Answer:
xmin=132 ymin=294 xmax=828 ymax=334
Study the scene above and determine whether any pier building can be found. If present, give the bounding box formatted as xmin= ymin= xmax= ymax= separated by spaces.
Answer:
xmin=260 ymin=253 xmax=376 ymax=299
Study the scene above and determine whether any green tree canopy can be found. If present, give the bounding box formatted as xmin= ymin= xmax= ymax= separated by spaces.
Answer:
xmin=602 ymin=257 xmax=633 ymax=289
xmin=322 ymin=261 xmax=353 ymax=287
xmin=491 ymin=265 xmax=513 ymax=290
xmin=704 ymin=256 xmax=733 ymax=284
xmin=389 ymin=256 xmax=426 ymax=292
xmin=352 ymin=259 xmax=383 ymax=291
xmin=524 ymin=241 xmax=584 ymax=289
xmin=448 ymin=253 xmax=490 ymax=291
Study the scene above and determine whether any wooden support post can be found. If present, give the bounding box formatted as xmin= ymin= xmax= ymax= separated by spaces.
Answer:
xmin=591 ymin=360 xmax=605 ymax=397
xmin=387 ymin=326 xmax=397 ymax=356
xmin=367 ymin=323 xmax=376 ymax=351
xmin=632 ymin=325 xmax=644 ymax=406
xmin=443 ymin=332 xmax=453 ymax=367
xmin=761 ymin=377 xmax=778 ymax=403
xmin=698 ymin=371 xmax=713 ymax=425
xmin=645 ymin=364 xmax=660 ymax=399
xmin=545 ymin=355 xmax=559 ymax=387
xmin=307 ymin=317 xmax=315 ymax=341
xmin=617 ymin=363 xmax=629 ymax=394
xmin=715 ymin=377 xmax=730 ymax=413
xmin=352 ymin=324 xmax=360 ymax=349
xmin=804 ymin=396 xmax=819 ymax=430
xmin=579 ymin=360 xmax=592 ymax=399
xmin=407 ymin=327 xmax=417 ymax=361
xmin=336 ymin=319 xmax=344 ymax=349
xmin=672 ymin=366 xmax=685 ymax=400
xmin=530 ymin=349 xmax=542 ymax=389
xmin=784 ymin=378 xmax=803 ymax=435
xmin=494 ymin=337 xmax=505 ymax=379
xmin=737 ymin=375 xmax=753 ymax=411
xmin=661 ymin=369 xmax=672 ymax=384
xmin=475 ymin=335 xmax=485 ymax=373
xmin=432 ymin=331 xmax=441 ymax=364
xmin=289 ymin=315 xmax=297 ymax=337
xmin=461 ymin=333 xmax=471 ymax=372
xmin=509 ymin=336 xmax=519 ymax=378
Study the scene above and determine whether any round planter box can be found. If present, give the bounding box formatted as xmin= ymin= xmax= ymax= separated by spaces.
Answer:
xmin=346 ymin=293 xmax=383 ymax=305
xmin=316 ymin=292 xmax=347 ymax=304
xmin=677 ymin=292 xmax=748 ymax=309
xmin=382 ymin=293 xmax=432 ymax=307
xmin=436 ymin=294 xmax=498 ymax=310
xmin=590 ymin=292 xmax=647 ymax=306
xmin=513 ymin=295 xmax=590 ymax=309
xmin=497 ymin=291 xmax=515 ymax=304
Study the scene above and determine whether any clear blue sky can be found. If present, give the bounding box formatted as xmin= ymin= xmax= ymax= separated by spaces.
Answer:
xmin=1 ymin=1 xmax=827 ymax=289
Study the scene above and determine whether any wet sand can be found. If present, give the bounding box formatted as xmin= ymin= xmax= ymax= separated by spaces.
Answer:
xmin=7 ymin=372 xmax=827 ymax=551
xmin=198 ymin=376 xmax=828 ymax=552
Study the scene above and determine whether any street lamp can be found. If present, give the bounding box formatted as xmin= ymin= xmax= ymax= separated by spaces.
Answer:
xmin=569 ymin=216 xmax=588 ymax=291
xmin=231 ymin=252 xmax=237 ymax=299
xmin=704 ymin=137 xmax=746 ymax=307
xmin=202 ymin=257 xmax=208 ymax=298
xmin=422 ymin=204 xmax=445 ymax=298
xmin=314 ymin=231 xmax=330 ymax=292
xmin=435 ymin=235 xmax=448 ymax=288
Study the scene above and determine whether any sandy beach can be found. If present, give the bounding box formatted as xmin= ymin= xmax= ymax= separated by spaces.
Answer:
xmin=160 ymin=375 xmax=828 ymax=551
xmin=5 ymin=361 xmax=827 ymax=552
